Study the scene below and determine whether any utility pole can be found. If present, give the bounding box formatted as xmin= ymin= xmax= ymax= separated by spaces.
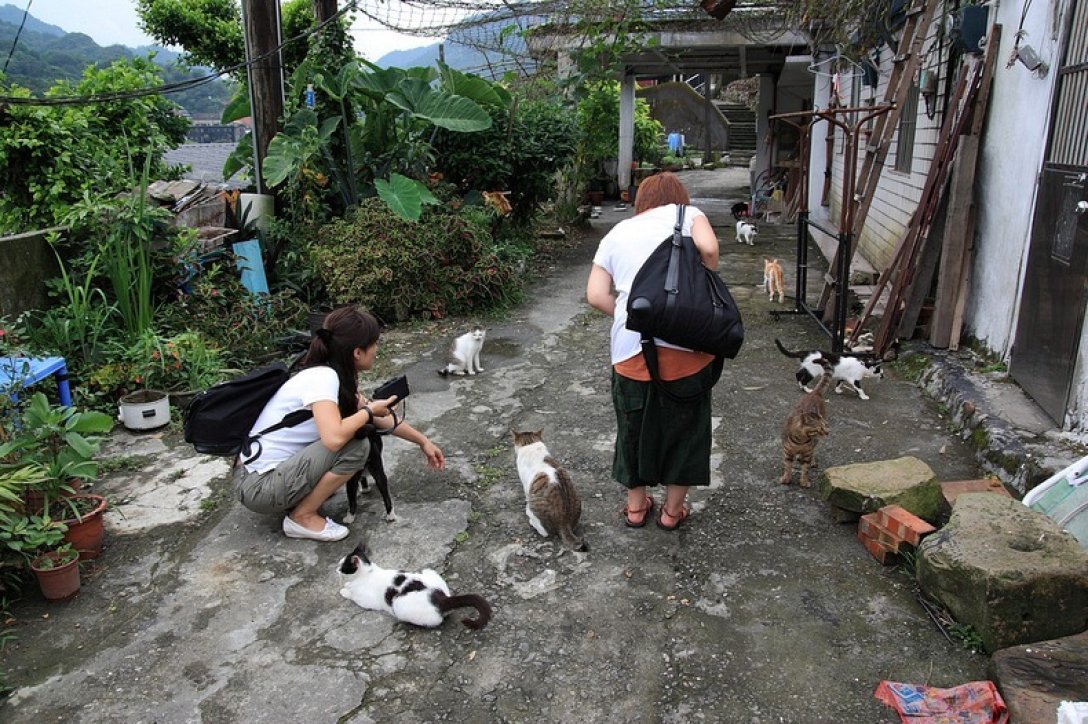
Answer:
xmin=313 ymin=0 xmax=336 ymax=22
xmin=241 ymin=0 xmax=285 ymax=195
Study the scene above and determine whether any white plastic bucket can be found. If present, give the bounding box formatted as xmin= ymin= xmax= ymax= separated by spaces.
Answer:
xmin=119 ymin=389 xmax=172 ymax=430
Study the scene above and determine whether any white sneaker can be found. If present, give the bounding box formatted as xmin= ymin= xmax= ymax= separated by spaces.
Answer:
xmin=282 ymin=516 xmax=349 ymax=542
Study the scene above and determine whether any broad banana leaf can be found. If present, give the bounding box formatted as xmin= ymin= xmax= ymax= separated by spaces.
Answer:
xmin=385 ymin=79 xmax=491 ymax=132
xmin=375 ymin=173 xmax=440 ymax=221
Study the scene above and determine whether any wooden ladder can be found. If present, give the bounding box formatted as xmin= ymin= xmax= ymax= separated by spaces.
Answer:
xmin=816 ymin=0 xmax=943 ymax=320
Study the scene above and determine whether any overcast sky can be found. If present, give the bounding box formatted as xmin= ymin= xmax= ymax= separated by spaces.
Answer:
xmin=21 ymin=0 xmax=437 ymax=61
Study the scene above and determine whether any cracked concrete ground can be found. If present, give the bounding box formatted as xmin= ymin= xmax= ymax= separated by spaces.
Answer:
xmin=3 ymin=168 xmax=1002 ymax=723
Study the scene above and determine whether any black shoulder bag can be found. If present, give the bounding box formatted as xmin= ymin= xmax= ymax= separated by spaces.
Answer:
xmin=626 ymin=204 xmax=744 ymax=402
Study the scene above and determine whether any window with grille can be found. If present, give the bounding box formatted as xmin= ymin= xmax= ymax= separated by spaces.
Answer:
xmin=894 ymin=84 xmax=920 ymax=173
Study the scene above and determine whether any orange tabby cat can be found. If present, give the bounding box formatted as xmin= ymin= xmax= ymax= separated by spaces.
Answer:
xmin=763 ymin=257 xmax=785 ymax=303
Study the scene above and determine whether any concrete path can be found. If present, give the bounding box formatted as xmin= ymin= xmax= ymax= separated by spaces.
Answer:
xmin=2 ymin=168 xmax=994 ymax=723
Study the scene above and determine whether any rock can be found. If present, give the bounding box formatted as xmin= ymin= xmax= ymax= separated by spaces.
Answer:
xmin=916 ymin=494 xmax=1088 ymax=653
xmin=987 ymin=631 xmax=1088 ymax=723
xmin=818 ymin=456 xmax=942 ymax=522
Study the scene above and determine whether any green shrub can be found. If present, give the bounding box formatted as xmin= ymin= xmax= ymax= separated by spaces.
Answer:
xmin=309 ymin=198 xmax=522 ymax=321
xmin=158 ymin=262 xmax=307 ymax=369
xmin=431 ymin=99 xmax=579 ymax=224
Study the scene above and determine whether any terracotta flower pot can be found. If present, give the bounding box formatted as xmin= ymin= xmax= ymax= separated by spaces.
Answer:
xmin=60 ymin=494 xmax=108 ymax=561
xmin=31 ymin=550 xmax=81 ymax=601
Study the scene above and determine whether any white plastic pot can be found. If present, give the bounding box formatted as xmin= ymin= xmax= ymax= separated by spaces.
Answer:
xmin=119 ymin=389 xmax=172 ymax=430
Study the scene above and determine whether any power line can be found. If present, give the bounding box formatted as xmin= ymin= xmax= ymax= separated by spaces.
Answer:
xmin=2 ymin=0 xmax=34 ymax=75
xmin=0 ymin=0 xmax=355 ymax=107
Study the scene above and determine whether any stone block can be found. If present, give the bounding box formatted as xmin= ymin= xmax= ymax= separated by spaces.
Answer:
xmin=987 ymin=631 xmax=1088 ymax=724
xmin=819 ymin=456 xmax=943 ymax=522
xmin=916 ymin=494 xmax=1088 ymax=653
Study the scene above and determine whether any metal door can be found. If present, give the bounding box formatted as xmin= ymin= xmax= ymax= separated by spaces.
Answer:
xmin=1010 ymin=0 xmax=1088 ymax=424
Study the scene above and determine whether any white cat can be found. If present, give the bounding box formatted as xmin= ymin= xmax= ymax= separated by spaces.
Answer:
xmin=337 ymin=541 xmax=491 ymax=629
xmin=775 ymin=339 xmax=884 ymax=401
xmin=735 ymin=220 xmax=757 ymax=245
xmin=437 ymin=326 xmax=486 ymax=376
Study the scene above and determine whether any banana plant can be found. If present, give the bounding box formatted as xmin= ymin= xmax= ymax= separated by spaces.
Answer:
xmin=259 ymin=60 xmax=497 ymax=221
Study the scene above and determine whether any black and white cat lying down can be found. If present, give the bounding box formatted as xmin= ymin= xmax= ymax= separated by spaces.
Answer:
xmin=337 ymin=541 xmax=492 ymax=630
xmin=774 ymin=338 xmax=884 ymax=400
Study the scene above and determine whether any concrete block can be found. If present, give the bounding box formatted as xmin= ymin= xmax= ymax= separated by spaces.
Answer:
xmin=819 ymin=456 xmax=943 ymax=522
xmin=916 ymin=494 xmax=1088 ymax=653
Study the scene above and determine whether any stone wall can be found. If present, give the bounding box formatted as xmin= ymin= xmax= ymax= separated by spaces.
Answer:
xmin=0 ymin=228 xmax=62 ymax=318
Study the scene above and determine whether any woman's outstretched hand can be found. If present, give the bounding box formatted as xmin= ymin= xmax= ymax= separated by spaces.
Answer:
xmin=421 ymin=440 xmax=445 ymax=470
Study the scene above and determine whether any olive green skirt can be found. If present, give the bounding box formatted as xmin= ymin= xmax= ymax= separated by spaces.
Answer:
xmin=610 ymin=365 xmax=714 ymax=488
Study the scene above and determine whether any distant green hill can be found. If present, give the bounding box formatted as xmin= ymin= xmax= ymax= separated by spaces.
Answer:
xmin=375 ymin=12 xmax=538 ymax=78
xmin=0 ymin=4 xmax=231 ymax=116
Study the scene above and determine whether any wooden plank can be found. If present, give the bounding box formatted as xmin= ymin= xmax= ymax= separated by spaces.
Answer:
xmin=816 ymin=0 xmax=943 ymax=319
xmin=930 ymin=134 xmax=980 ymax=346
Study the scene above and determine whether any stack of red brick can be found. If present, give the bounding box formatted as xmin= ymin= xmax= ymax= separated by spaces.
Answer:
xmin=858 ymin=505 xmax=937 ymax=564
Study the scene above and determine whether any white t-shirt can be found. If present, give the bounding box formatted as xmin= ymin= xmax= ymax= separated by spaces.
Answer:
xmin=592 ymin=203 xmax=708 ymax=365
xmin=243 ymin=366 xmax=340 ymax=474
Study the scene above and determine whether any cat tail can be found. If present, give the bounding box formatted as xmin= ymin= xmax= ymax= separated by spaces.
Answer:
xmin=437 ymin=365 xmax=451 ymax=377
xmin=774 ymin=338 xmax=808 ymax=359
xmin=559 ymin=526 xmax=588 ymax=552
xmin=435 ymin=592 xmax=492 ymax=630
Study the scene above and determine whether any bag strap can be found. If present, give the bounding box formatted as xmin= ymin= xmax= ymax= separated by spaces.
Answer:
xmin=241 ymin=408 xmax=314 ymax=465
xmin=639 ymin=336 xmax=724 ymax=404
xmin=664 ymin=204 xmax=685 ymax=310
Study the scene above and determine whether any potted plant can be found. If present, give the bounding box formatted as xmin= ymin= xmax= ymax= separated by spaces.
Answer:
xmin=116 ymin=329 xmax=175 ymax=430
xmin=29 ymin=543 xmax=80 ymax=602
xmin=0 ymin=393 xmax=113 ymax=559
xmin=0 ymin=494 xmax=79 ymax=601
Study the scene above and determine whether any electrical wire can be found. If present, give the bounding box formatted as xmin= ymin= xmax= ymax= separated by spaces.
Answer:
xmin=0 ymin=0 xmax=356 ymax=107
xmin=1 ymin=0 xmax=33 ymax=75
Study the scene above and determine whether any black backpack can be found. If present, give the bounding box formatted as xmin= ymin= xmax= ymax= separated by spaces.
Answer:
xmin=626 ymin=204 xmax=744 ymax=399
xmin=183 ymin=361 xmax=312 ymax=462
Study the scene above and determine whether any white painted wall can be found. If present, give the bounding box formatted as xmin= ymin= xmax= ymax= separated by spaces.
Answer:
xmin=964 ymin=0 xmax=1067 ymax=356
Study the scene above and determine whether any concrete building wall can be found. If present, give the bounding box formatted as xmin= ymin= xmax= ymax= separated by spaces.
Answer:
xmin=964 ymin=0 xmax=1066 ymax=356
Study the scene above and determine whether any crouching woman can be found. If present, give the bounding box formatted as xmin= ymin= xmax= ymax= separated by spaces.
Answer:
xmin=233 ymin=306 xmax=444 ymax=541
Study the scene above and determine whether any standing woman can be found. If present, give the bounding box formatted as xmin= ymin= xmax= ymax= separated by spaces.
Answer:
xmin=234 ymin=306 xmax=445 ymax=541
xmin=586 ymin=172 xmax=720 ymax=531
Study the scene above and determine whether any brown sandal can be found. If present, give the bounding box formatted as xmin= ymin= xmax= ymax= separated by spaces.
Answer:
xmin=656 ymin=504 xmax=690 ymax=531
xmin=622 ymin=495 xmax=655 ymax=528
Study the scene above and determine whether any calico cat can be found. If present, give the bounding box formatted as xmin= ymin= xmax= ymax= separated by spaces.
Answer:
xmin=337 ymin=541 xmax=491 ymax=629
xmin=780 ymin=360 xmax=833 ymax=488
xmin=774 ymin=338 xmax=884 ymax=400
xmin=763 ymin=257 xmax=786 ymax=303
xmin=343 ymin=430 xmax=395 ymax=524
xmin=437 ymin=326 xmax=486 ymax=376
xmin=512 ymin=429 xmax=587 ymax=552
xmin=735 ymin=220 xmax=757 ymax=245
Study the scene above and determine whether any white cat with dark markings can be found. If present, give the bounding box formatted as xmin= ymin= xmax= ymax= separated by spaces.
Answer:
xmin=735 ymin=220 xmax=757 ymax=245
xmin=437 ymin=326 xmax=486 ymax=376
xmin=775 ymin=338 xmax=884 ymax=400
xmin=337 ymin=541 xmax=491 ymax=629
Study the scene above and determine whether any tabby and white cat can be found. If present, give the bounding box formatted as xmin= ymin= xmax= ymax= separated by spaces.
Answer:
xmin=512 ymin=429 xmax=587 ymax=552
xmin=763 ymin=257 xmax=785 ymax=303
xmin=437 ymin=326 xmax=486 ymax=376
xmin=337 ymin=541 xmax=491 ymax=629
xmin=780 ymin=361 xmax=833 ymax=488
xmin=774 ymin=338 xmax=884 ymax=400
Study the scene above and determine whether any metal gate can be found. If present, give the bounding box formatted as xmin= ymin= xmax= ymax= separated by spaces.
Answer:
xmin=1010 ymin=0 xmax=1088 ymax=424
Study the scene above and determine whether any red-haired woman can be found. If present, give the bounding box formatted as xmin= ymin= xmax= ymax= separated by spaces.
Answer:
xmin=585 ymin=172 xmax=721 ymax=531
